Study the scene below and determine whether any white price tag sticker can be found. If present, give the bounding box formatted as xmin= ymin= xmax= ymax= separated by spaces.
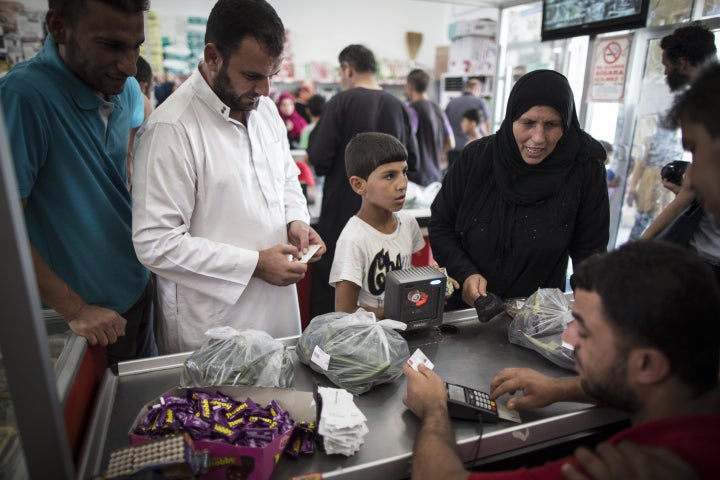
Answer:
xmin=311 ymin=345 xmax=331 ymax=371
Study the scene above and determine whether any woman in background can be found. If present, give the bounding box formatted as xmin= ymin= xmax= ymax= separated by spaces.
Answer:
xmin=277 ymin=92 xmax=307 ymax=149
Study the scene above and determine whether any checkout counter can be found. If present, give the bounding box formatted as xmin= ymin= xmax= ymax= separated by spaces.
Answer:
xmin=79 ymin=308 xmax=629 ymax=479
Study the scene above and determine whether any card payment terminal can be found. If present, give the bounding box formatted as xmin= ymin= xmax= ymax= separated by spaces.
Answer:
xmin=446 ymin=382 xmax=499 ymax=422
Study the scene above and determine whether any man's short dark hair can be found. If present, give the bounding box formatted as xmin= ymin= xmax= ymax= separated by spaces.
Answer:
xmin=666 ymin=63 xmax=720 ymax=139
xmin=660 ymin=22 xmax=717 ymax=67
xmin=338 ymin=44 xmax=376 ymax=74
xmin=570 ymin=240 xmax=720 ymax=392
xmin=464 ymin=77 xmax=482 ymax=92
xmin=345 ymin=132 xmax=407 ymax=180
xmin=135 ymin=56 xmax=152 ymax=87
xmin=307 ymin=94 xmax=326 ymax=118
xmin=462 ymin=108 xmax=481 ymax=124
xmin=407 ymin=69 xmax=430 ymax=94
xmin=205 ymin=0 xmax=285 ymax=61
xmin=49 ymin=0 xmax=149 ymax=19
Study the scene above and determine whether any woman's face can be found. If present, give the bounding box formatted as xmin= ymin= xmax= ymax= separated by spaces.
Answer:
xmin=279 ymin=98 xmax=295 ymax=116
xmin=512 ymin=106 xmax=564 ymax=165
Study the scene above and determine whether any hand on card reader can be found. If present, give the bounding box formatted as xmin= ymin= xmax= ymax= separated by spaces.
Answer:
xmin=446 ymin=381 xmax=499 ymax=422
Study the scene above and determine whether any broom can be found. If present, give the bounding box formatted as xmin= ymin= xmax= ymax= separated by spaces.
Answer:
xmin=406 ymin=31 xmax=423 ymax=61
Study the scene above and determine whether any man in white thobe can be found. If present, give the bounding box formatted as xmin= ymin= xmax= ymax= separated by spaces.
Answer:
xmin=132 ymin=0 xmax=325 ymax=354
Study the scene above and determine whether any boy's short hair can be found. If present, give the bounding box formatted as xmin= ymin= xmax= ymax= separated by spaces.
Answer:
xmin=307 ymin=94 xmax=326 ymax=117
xmin=345 ymin=132 xmax=408 ymax=180
xmin=462 ymin=108 xmax=481 ymax=124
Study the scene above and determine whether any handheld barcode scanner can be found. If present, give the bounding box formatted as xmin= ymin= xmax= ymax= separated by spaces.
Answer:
xmin=384 ymin=266 xmax=445 ymax=331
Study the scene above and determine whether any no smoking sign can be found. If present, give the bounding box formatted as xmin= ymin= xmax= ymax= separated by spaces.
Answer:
xmin=590 ymin=35 xmax=632 ymax=102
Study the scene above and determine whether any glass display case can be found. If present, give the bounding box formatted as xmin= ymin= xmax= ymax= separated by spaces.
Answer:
xmin=0 ymin=312 xmax=86 ymax=479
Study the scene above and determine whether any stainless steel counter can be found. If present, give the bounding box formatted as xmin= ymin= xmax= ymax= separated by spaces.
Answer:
xmin=80 ymin=309 xmax=628 ymax=479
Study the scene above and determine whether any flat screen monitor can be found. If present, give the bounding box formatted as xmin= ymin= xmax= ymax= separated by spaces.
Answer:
xmin=541 ymin=0 xmax=649 ymax=41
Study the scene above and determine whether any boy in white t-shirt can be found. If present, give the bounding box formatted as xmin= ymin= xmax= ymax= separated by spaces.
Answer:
xmin=330 ymin=132 xmax=427 ymax=319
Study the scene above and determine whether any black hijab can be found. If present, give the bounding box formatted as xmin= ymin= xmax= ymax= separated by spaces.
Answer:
xmin=457 ymin=70 xmax=605 ymax=258
xmin=492 ymin=69 xmax=603 ymax=204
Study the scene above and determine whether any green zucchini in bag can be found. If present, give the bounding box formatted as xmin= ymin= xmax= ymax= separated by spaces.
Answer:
xmin=297 ymin=310 xmax=409 ymax=395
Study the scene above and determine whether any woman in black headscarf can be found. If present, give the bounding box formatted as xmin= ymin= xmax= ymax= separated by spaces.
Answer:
xmin=429 ymin=70 xmax=609 ymax=308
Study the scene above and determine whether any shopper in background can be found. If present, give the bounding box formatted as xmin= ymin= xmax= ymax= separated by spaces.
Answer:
xmin=294 ymin=81 xmax=315 ymax=124
xmin=298 ymin=94 xmax=326 ymax=150
xmin=153 ymin=73 xmax=180 ymax=107
xmin=637 ymin=24 xmax=720 ymax=279
xmin=444 ymin=77 xmax=491 ymax=166
xmin=598 ymin=140 xmax=620 ymax=200
xmin=306 ymin=43 xmax=417 ymax=317
xmin=429 ymin=70 xmax=609 ymax=307
xmin=405 ymin=68 xmax=454 ymax=186
xmin=659 ymin=63 xmax=720 ymax=281
xmin=132 ymin=0 xmax=325 ymax=354
xmin=404 ymin=240 xmax=720 ymax=480
xmin=625 ymin=125 xmax=686 ymax=241
xmin=460 ymin=108 xmax=483 ymax=145
xmin=0 ymin=0 xmax=156 ymax=364
xmin=135 ymin=55 xmax=154 ymax=119
xmin=660 ymin=22 xmax=717 ymax=92
xmin=277 ymin=91 xmax=308 ymax=149
xmin=128 ymin=55 xmax=154 ymax=190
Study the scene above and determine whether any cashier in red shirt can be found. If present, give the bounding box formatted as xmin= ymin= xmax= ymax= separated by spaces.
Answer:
xmin=403 ymin=241 xmax=720 ymax=480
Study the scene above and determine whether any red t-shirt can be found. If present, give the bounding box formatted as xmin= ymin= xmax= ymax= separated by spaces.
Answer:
xmin=295 ymin=161 xmax=316 ymax=186
xmin=468 ymin=414 xmax=720 ymax=480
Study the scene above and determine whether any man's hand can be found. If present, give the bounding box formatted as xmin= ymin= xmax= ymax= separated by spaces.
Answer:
xmin=63 ymin=304 xmax=127 ymax=346
xmin=490 ymin=367 xmax=584 ymax=410
xmin=461 ymin=273 xmax=487 ymax=307
xmin=561 ymin=442 xmax=698 ymax=480
xmin=402 ymin=363 xmax=448 ymax=419
xmin=254 ymin=244 xmax=307 ymax=286
xmin=287 ymin=221 xmax=326 ymax=263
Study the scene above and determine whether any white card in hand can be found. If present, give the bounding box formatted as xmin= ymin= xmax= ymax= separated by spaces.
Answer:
xmin=407 ymin=348 xmax=434 ymax=371
xmin=298 ymin=244 xmax=321 ymax=263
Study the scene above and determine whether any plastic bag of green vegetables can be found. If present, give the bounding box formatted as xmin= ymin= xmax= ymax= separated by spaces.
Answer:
xmin=180 ymin=327 xmax=294 ymax=388
xmin=508 ymin=288 xmax=575 ymax=371
xmin=296 ymin=310 xmax=409 ymax=395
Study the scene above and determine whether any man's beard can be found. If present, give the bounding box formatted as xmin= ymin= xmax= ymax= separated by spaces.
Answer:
xmin=578 ymin=348 xmax=640 ymax=413
xmin=666 ymin=69 xmax=691 ymax=92
xmin=212 ymin=65 xmax=258 ymax=112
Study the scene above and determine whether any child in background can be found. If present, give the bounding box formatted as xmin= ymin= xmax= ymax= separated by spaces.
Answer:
xmin=329 ymin=133 xmax=426 ymax=319
xmin=599 ymin=140 xmax=621 ymax=191
xmin=460 ymin=108 xmax=483 ymax=145
xmin=277 ymin=92 xmax=308 ymax=149
xmin=298 ymin=94 xmax=326 ymax=150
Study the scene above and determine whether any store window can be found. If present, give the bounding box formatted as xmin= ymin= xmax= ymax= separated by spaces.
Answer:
xmin=495 ymin=2 xmax=588 ymax=131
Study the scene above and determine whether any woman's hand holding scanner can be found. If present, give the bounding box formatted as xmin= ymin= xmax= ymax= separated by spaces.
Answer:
xmin=255 ymin=244 xmax=307 ymax=286
xmin=462 ymin=273 xmax=488 ymax=307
